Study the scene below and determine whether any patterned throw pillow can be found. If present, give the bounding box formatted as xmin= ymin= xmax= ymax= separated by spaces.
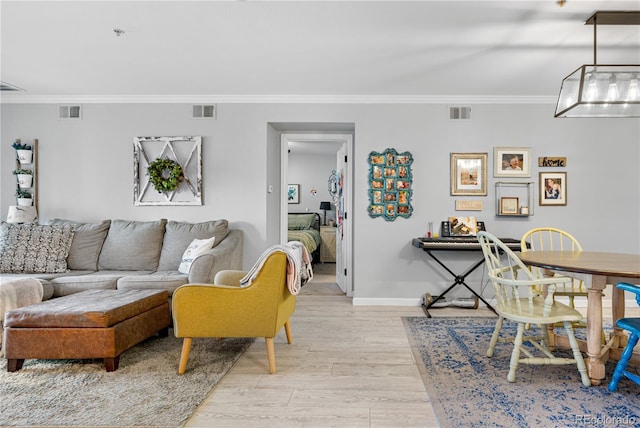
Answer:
xmin=0 ymin=223 xmax=74 ymax=273
xmin=178 ymin=237 xmax=215 ymax=274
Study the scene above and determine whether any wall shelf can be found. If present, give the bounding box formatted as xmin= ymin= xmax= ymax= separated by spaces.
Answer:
xmin=495 ymin=181 xmax=533 ymax=217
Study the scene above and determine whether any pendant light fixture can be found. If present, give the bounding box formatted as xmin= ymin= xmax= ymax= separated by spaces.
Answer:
xmin=555 ymin=11 xmax=640 ymax=118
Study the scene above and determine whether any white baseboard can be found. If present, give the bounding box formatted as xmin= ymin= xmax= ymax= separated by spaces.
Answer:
xmin=351 ymin=296 xmax=637 ymax=308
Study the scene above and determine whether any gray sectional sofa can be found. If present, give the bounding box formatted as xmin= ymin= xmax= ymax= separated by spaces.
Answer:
xmin=0 ymin=218 xmax=243 ymax=300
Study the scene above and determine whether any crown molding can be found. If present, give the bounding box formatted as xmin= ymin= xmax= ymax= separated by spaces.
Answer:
xmin=0 ymin=94 xmax=557 ymax=104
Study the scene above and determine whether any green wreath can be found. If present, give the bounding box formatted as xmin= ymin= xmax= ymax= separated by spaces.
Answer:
xmin=147 ymin=158 xmax=184 ymax=193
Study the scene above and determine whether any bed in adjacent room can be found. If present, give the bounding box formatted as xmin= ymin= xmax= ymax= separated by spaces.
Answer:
xmin=287 ymin=213 xmax=321 ymax=263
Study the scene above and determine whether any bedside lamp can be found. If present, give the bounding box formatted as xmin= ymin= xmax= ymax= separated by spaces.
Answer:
xmin=319 ymin=201 xmax=332 ymax=226
xmin=7 ymin=205 xmax=38 ymax=223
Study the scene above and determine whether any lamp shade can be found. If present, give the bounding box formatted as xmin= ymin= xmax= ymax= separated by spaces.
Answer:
xmin=7 ymin=205 xmax=37 ymax=223
xmin=555 ymin=65 xmax=640 ymax=117
xmin=319 ymin=201 xmax=332 ymax=210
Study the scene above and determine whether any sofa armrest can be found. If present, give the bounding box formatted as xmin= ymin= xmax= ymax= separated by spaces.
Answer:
xmin=188 ymin=229 xmax=243 ymax=283
xmin=214 ymin=270 xmax=246 ymax=287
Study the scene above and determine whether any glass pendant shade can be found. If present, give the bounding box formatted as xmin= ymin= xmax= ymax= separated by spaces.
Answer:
xmin=555 ymin=65 xmax=640 ymax=117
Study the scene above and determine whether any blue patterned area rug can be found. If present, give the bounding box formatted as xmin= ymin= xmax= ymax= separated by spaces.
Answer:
xmin=403 ymin=317 xmax=640 ymax=428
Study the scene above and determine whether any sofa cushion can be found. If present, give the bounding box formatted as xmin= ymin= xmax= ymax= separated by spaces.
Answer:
xmin=157 ymin=220 xmax=229 ymax=271
xmin=117 ymin=271 xmax=188 ymax=296
xmin=0 ymin=223 xmax=74 ymax=273
xmin=178 ymin=237 xmax=216 ymax=274
xmin=98 ymin=219 xmax=167 ymax=271
xmin=48 ymin=219 xmax=110 ymax=271
xmin=50 ymin=270 xmax=150 ymax=297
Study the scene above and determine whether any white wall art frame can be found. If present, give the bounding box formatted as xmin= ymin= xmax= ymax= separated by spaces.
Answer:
xmin=134 ymin=136 xmax=202 ymax=206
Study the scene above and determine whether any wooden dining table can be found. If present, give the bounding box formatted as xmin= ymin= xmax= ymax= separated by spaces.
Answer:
xmin=518 ymin=250 xmax=640 ymax=386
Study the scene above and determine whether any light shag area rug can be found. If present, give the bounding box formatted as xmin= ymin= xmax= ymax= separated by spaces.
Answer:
xmin=403 ymin=317 xmax=640 ymax=428
xmin=0 ymin=331 xmax=253 ymax=427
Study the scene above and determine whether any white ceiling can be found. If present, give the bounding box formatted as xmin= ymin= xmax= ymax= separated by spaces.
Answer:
xmin=1 ymin=1 xmax=639 ymax=103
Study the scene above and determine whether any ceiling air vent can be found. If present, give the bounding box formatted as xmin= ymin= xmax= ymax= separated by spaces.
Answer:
xmin=192 ymin=104 xmax=217 ymax=119
xmin=449 ymin=106 xmax=471 ymax=121
xmin=58 ymin=105 xmax=82 ymax=120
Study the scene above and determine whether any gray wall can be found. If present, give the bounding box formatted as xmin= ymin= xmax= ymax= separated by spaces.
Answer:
xmin=2 ymin=102 xmax=639 ymax=304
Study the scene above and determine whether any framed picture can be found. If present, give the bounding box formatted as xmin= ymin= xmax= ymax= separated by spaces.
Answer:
xmin=500 ymin=197 xmax=519 ymax=215
xmin=287 ymin=184 xmax=300 ymax=204
xmin=368 ymin=148 xmax=413 ymax=221
xmin=539 ymin=172 xmax=566 ymax=206
xmin=450 ymin=152 xmax=487 ymax=196
xmin=494 ymin=147 xmax=531 ymax=177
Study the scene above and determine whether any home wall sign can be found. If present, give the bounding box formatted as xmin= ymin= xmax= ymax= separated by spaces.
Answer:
xmin=133 ymin=136 xmax=202 ymax=206
xmin=368 ymin=148 xmax=413 ymax=221
xmin=538 ymin=157 xmax=567 ymax=167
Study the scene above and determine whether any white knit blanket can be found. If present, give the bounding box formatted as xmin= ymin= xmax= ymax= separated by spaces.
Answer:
xmin=240 ymin=242 xmax=313 ymax=295
xmin=0 ymin=277 xmax=43 ymax=355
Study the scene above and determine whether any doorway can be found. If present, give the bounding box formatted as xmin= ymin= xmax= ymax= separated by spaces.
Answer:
xmin=280 ymin=132 xmax=354 ymax=297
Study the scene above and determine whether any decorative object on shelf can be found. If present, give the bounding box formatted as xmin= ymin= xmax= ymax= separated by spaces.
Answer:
xmin=328 ymin=170 xmax=338 ymax=202
xmin=11 ymin=139 xmax=33 ymax=165
xmin=540 ymin=172 xmax=567 ymax=206
xmin=493 ymin=147 xmax=531 ymax=177
xmin=319 ymin=201 xmax=332 ymax=226
xmin=15 ymin=189 xmax=33 ymax=206
xmin=500 ymin=197 xmax=519 ymax=215
xmin=147 ymin=158 xmax=184 ymax=193
xmin=368 ymin=148 xmax=413 ymax=221
xmin=133 ymin=136 xmax=202 ymax=206
xmin=538 ymin=157 xmax=567 ymax=167
xmin=13 ymin=168 xmax=33 ymax=189
xmin=450 ymin=152 xmax=487 ymax=196
xmin=495 ymin=181 xmax=534 ymax=216
xmin=555 ymin=11 xmax=640 ymax=118
xmin=6 ymin=205 xmax=37 ymax=223
xmin=287 ymin=184 xmax=300 ymax=204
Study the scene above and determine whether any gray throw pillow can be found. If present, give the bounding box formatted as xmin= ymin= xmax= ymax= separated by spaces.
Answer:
xmin=157 ymin=219 xmax=229 ymax=271
xmin=98 ymin=219 xmax=167 ymax=271
xmin=48 ymin=219 xmax=111 ymax=271
xmin=0 ymin=222 xmax=74 ymax=273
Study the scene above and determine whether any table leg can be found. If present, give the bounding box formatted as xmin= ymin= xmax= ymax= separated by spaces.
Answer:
xmin=611 ymin=283 xmax=626 ymax=349
xmin=586 ymin=275 xmax=607 ymax=385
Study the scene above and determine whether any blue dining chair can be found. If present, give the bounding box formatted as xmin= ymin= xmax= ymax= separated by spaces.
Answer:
xmin=608 ymin=282 xmax=640 ymax=392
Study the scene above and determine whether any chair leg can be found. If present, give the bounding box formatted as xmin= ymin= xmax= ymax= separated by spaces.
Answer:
xmin=284 ymin=320 xmax=293 ymax=344
xmin=487 ymin=316 xmax=504 ymax=357
xmin=178 ymin=337 xmax=192 ymax=375
xmin=609 ymin=332 xmax=640 ymax=392
xmin=265 ymin=337 xmax=276 ymax=374
xmin=564 ymin=321 xmax=591 ymax=387
xmin=508 ymin=323 xmax=525 ymax=383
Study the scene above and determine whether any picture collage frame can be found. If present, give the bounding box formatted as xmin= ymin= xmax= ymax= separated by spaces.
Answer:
xmin=368 ymin=148 xmax=413 ymax=221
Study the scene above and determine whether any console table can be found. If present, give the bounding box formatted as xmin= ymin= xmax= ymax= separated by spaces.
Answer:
xmin=412 ymin=236 xmax=522 ymax=317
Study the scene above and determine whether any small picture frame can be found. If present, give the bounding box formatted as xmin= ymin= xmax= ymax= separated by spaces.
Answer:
xmin=287 ymin=184 xmax=300 ymax=204
xmin=500 ymin=197 xmax=519 ymax=215
xmin=539 ymin=172 xmax=567 ymax=206
xmin=494 ymin=147 xmax=531 ymax=177
xmin=450 ymin=152 xmax=487 ymax=196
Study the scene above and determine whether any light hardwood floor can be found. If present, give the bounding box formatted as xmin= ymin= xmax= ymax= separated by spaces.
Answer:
xmin=183 ymin=264 xmax=490 ymax=428
xmin=184 ymin=264 xmax=638 ymax=427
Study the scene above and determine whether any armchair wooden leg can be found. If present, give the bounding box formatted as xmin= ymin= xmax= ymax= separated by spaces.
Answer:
xmin=284 ymin=320 xmax=293 ymax=344
xmin=265 ymin=337 xmax=276 ymax=374
xmin=178 ymin=337 xmax=192 ymax=375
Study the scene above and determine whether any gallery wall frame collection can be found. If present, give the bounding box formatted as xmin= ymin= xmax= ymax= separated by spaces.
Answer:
xmin=368 ymin=148 xmax=413 ymax=221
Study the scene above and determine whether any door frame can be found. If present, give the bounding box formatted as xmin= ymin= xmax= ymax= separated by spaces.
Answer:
xmin=280 ymin=132 xmax=353 ymax=296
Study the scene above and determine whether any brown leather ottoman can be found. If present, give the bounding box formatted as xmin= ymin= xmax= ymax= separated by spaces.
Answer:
xmin=3 ymin=289 xmax=170 ymax=372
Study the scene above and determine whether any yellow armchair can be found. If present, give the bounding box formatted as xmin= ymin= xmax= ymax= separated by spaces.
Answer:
xmin=172 ymin=251 xmax=296 ymax=374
